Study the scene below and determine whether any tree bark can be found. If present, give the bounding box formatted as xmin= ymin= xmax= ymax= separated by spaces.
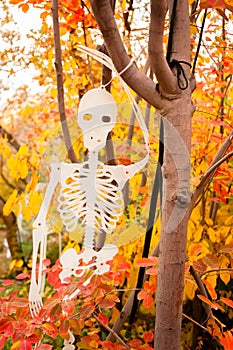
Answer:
xmin=155 ymin=97 xmax=192 ymax=349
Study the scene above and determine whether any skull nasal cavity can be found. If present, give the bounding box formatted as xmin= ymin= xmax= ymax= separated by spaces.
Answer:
xmin=102 ymin=115 xmax=111 ymax=123
xmin=83 ymin=113 xmax=92 ymax=121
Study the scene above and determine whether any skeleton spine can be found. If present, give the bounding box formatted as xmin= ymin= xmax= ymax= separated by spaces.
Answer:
xmin=83 ymin=151 xmax=98 ymax=251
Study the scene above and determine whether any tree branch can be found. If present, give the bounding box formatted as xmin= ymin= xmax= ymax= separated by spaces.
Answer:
xmin=90 ymin=0 xmax=164 ymax=110
xmin=189 ymin=130 xmax=233 ymax=212
xmin=0 ymin=125 xmax=20 ymax=151
xmin=93 ymin=313 xmax=130 ymax=349
xmin=52 ymin=0 xmax=78 ymax=163
xmin=149 ymin=0 xmax=178 ymax=95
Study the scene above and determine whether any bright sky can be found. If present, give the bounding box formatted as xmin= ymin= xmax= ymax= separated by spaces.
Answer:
xmin=0 ymin=6 xmax=43 ymax=106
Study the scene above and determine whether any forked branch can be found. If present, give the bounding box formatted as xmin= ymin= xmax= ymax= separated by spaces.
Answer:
xmin=90 ymin=0 xmax=164 ymax=110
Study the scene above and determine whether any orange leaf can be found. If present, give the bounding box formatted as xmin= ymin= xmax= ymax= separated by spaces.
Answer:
xmin=197 ymin=295 xmax=213 ymax=307
xmin=98 ymin=298 xmax=115 ymax=309
xmin=203 ymin=280 xmax=217 ymax=300
xmin=139 ymin=186 xmax=149 ymax=194
xmin=143 ymin=330 xmax=154 ymax=343
xmin=221 ymin=297 xmax=233 ymax=308
xmin=143 ymin=294 xmax=154 ymax=308
xmin=20 ymin=3 xmax=29 ymax=12
xmin=41 ymin=322 xmax=58 ymax=339
xmin=137 ymin=257 xmax=155 ymax=267
xmin=60 ymin=319 xmax=69 ymax=336
xmin=202 ymin=254 xmax=219 ymax=269
xmin=80 ymin=304 xmax=95 ymax=318
xmin=127 ymin=339 xmax=143 ymax=348
xmin=146 ymin=267 xmax=158 ymax=275
xmin=9 ymin=0 xmax=22 ymax=3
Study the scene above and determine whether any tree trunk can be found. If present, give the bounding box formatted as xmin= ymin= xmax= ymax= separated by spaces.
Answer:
xmin=154 ymin=96 xmax=192 ymax=349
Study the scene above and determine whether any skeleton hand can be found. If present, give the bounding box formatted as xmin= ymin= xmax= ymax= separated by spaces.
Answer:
xmin=29 ymin=284 xmax=43 ymax=317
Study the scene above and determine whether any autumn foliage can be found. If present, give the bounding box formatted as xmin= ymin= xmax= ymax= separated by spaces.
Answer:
xmin=0 ymin=0 xmax=233 ymax=349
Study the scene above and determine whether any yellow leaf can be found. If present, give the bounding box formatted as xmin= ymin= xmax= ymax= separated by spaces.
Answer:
xmin=18 ymin=144 xmax=29 ymax=157
xmin=207 ymin=227 xmax=218 ymax=243
xmin=21 ymin=202 xmax=32 ymax=222
xmin=206 ymin=274 xmax=217 ymax=290
xmin=50 ymin=87 xmax=57 ymax=98
xmin=190 ymin=23 xmax=198 ymax=35
xmin=29 ymin=191 xmax=42 ymax=216
xmin=3 ymin=190 xmax=18 ymax=216
xmin=10 ymin=340 xmax=21 ymax=349
xmin=48 ymin=49 xmax=54 ymax=70
xmin=15 ymin=259 xmax=24 ymax=268
xmin=220 ymin=272 xmax=230 ymax=285
xmin=20 ymin=159 xmax=28 ymax=179
xmin=81 ymin=74 xmax=90 ymax=87
xmin=9 ymin=259 xmax=16 ymax=272
xmin=194 ymin=225 xmax=204 ymax=242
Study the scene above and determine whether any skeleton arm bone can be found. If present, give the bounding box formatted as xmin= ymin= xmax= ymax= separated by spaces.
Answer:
xmin=106 ymin=155 xmax=149 ymax=190
xmin=29 ymin=164 xmax=61 ymax=313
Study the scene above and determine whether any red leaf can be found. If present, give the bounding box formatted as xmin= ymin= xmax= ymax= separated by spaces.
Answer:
xmin=41 ymin=322 xmax=58 ymax=339
xmin=127 ymin=339 xmax=143 ymax=348
xmin=60 ymin=319 xmax=69 ymax=336
xmin=14 ymin=340 xmax=32 ymax=350
xmin=50 ymin=303 xmax=62 ymax=321
xmin=143 ymin=330 xmax=154 ymax=343
xmin=16 ymin=273 xmax=30 ymax=280
xmin=0 ymin=317 xmax=13 ymax=333
xmin=1 ymin=302 xmax=13 ymax=316
xmin=80 ymin=304 xmax=95 ymax=319
xmin=97 ymin=312 xmax=109 ymax=326
xmin=69 ymin=318 xmax=84 ymax=335
xmin=62 ymin=299 xmax=75 ymax=316
xmin=36 ymin=345 xmax=53 ymax=350
xmin=98 ymin=299 xmax=115 ymax=309
xmin=201 ymin=0 xmax=225 ymax=8
xmin=0 ymin=335 xmax=7 ymax=350
xmin=2 ymin=280 xmax=14 ymax=286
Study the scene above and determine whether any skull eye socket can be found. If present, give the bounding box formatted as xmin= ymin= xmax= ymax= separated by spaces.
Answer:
xmin=83 ymin=113 xmax=92 ymax=121
xmin=102 ymin=115 xmax=111 ymax=123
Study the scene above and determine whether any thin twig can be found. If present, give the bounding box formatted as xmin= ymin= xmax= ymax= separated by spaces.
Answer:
xmin=200 ymin=268 xmax=233 ymax=278
xmin=93 ymin=313 xmax=129 ymax=349
xmin=182 ymin=313 xmax=209 ymax=332
xmin=190 ymin=266 xmax=213 ymax=319
xmin=52 ymin=0 xmax=78 ymax=163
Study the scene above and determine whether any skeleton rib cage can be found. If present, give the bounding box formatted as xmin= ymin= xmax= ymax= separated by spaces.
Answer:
xmin=58 ymin=161 xmax=124 ymax=238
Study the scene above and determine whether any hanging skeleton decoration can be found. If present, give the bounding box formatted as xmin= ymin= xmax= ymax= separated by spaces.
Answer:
xmin=29 ymin=47 xmax=149 ymax=349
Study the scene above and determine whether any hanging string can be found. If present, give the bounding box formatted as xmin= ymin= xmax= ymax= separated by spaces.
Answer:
xmin=166 ymin=0 xmax=190 ymax=91
xmin=169 ymin=60 xmax=192 ymax=90
xmin=101 ymin=57 xmax=136 ymax=89
xmin=192 ymin=9 xmax=207 ymax=75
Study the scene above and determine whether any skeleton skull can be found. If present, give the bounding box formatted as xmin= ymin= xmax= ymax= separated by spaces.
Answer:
xmin=77 ymin=88 xmax=117 ymax=151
